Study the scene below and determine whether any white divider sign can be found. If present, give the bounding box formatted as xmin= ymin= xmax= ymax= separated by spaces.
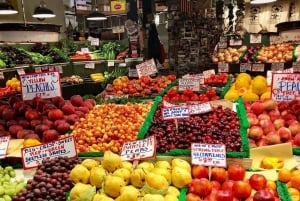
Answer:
xmin=271 ymin=73 xmax=300 ymax=101
xmin=21 ymin=136 xmax=77 ymax=169
xmin=20 ymin=71 xmax=62 ymax=101
xmin=191 ymin=143 xmax=226 ymax=167
xmin=162 ymin=106 xmax=190 ymax=120
xmin=188 ymin=102 xmax=213 ymax=115
xmin=120 ymin=136 xmax=156 ymax=161
xmin=0 ymin=136 xmax=10 ymax=159
xmin=136 ymin=59 xmax=158 ymax=78
xmin=178 ymin=79 xmax=200 ymax=91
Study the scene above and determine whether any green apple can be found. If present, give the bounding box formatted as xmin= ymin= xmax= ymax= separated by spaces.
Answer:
xmin=3 ymin=195 xmax=12 ymax=201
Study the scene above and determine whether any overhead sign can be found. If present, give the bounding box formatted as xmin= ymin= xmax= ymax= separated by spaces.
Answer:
xmin=21 ymin=136 xmax=77 ymax=169
xmin=162 ymin=106 xmax=190 ymax=120
xmin=20 ymin=71 xmax=62 ymax=101
xmin=120 ymin=135 xmax=156 ymax=161
xmin=188 ymin=102 xmax=213 ymax=115
xmin=178 ymin=79 xmax=200 ymax=91
xmin=191 ymin=143 xmax=226 ymax=167
xmin=136 ymin=59 xmax=158 ymax=78
xmin=271 ymin=73 xmax=300 ymax=101
xmin=0 ymin=135 xmax=10 ymax=159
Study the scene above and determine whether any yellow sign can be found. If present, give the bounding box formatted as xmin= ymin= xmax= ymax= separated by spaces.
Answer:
xmin=110 ymin=0 xmax=126 ymax=12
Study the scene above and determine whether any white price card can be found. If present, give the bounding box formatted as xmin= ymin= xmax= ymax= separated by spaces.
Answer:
xmin=48 ymin=66 xmax=55 ymax=71
xmin=162 ymin=106 xmax=190 ymax=120
xmin=128 ymin=68 xmax=138 ymax=78
xmin=271 ymin=63 xmax=284 ymax=71
xmin=35 ymin=67 xmax=42 ymax=73
xmin=0 ymin=72 xmax=4 ymax=80
xmin=240 ymin=63 xmax=252 ymax=72
xmin=250 ymin=34 xmax=262 ymax=44
xmin=0 ymin=136 xmax=10 ymax=159
xmin=218 ymin=63 xmax=229 ymax=73
xmin=120 ymin=136 xmax=156 ymax=161
xmin=178 ymin=79 xmax=200 ymax=91
xmin=136 ymin=59 xmax=158 ymax=77
xmin=271 ymin=73 xmax=300 ymax=101
xmin=293 ymin=62 xmax=300 ymax=73
xmin=202 ymin=69 xmax=215 ymax=78
xmin=107 ymin=61 xmax=115 ymax=67
xmin=191 ymin=143 xmax=226 ymax=167
xmin=41 ymin=66 xmax=49 ymax=71
xmin=188 ymin=102 xmax=213 ymax=115
xmin=104 ymin=94 xmax=129 ymax=100
xmin=81 ymin=48 xmax=89 ymax=53
xmin=91 ymin=38 xmax=100 ymax=46
xmin=17 ymin=69 xmax=25 ymax=75
xmin=85 ymin=63 xmax=95 ymax=69
xmin=252 ymin=63 xmax=265 ymax=72
xmin=21 ymin=136 xmax=77 ymax=169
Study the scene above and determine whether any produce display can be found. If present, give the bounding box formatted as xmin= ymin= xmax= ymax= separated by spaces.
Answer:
xmin=0 ymin=87 xmax=17 ymax=98
xmin=246 ymin=99 xmax=300 ymax=147
xmin=90 ymin=73 xmax=105 ymax=83
xmin=224 ymin=73 xmax=270 ymax=102
xmin=65 ymin=102 xmax=152 ymax=153
xmin=188 ymin=164 xmax=281 ymax=201
xmin=256 ymin=43 xmax=294 ymax=63
xmin=5 ymin=77 xmax=21 ymax=93
xmin=68 ymin=151 xmax=189 ymax=201
xmin=31 ymin=43 xmax=70 ymax=63
xmin=163 ymin=88 xmax=220 ymax=102
xmin=204 ymin=73 xmax=229 ymax=85
xmin=61 ymin=75 xmax=84 ymax=85
xmin=70 ymin=50 xmax=105 ymax=61
xmin=241 ymin=46 xmax=260 ymax=63
xmin=278 ymin=167 xmax=300 ymax=201
xmin=145 ymin=104 xmax=243 ymax=153
xmin=211 ymin=46 xmax=247 ymax=64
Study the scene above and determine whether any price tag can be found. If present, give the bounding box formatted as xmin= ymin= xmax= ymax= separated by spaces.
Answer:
xmin=17 ymin=68 xmax=25 ymax=75
xmin=191 ymin=143 xmax=226 ymax=167
xmin=188 ymin=102 xmax=213 ymax=115
xmin=91 ymin=38 xmax=100 ymax=46
xmin=218 ymin=36 xmax=227 ymax=49
xmin=128 ymin=68 xmax=138 ymax=78
xmin=107 ymin=61 xmax=115 ymax=67
xmin=136 ymin=58 xmax=158 ymax=77
xmin=293 ymin=62 xmax=300 ymax=73
xmin=252 ymin=63 xmax=265 ymax=72
xmin=104 ymin=94 xmax=129 ymax=100
xmin=178 ymin=79 xmax=200 ymax=91
xmin=163 ymin=100 xmax=177 ymax=108
xmin=162 ymin=106 xmax=190 ymax=120
xmin=202 ymin=69 xmax=215 ymax=78
xmin=81 ymin=48 xmax=89 ymax=53
xmin=0 ymin=72 xmax=4 ymax=80
xmin=218 ymin=63 xmax=229 ymax=73
xmin=21 ymin=136 xmax=77 ymax=169
xmin=119 ymin=63 xmax=126 ymax=67
xmin=229 ymin=39 xmax=242 ymax=46
xmin=35 ymin=67 xmax=42 ymax=73
xmin=41 ymin=66 xmax=49 ymax=71
xmin=271 ymin=73 xmax=300 ymax=101
xmin=0 ymin=136 xmax=10 ymax=159
xmin=85 ymin=63 xmax=95 ymax=69
xmin=271 ymin=63 xmax=284 ymax=71
xmin=120 ymin=136 xmax=156 ymax=161
xmin=240 ymin=63 xmax=252 ymax=72
xmin=48 ymin=66 xmax=55 ymax=71
xmin=250 ymin=34 xmax=262 ymax=44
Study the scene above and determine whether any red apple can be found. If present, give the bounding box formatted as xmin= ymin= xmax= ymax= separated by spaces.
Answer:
xmin=251 ymin=102 xmax=265 ymax=115
xmin=191 ymin=178 xmax=212 ymax=197
xmin=228 ymin=164 xmax=245 ymax=181
xmin=232 ymin=181 xmax=252 ymax=199
xmin=2 ymin=109 xmax=16 ymax=121
xmin=289 ymin=123 xmax=300 ymax=136
xmin=260 ymin=119 xmax=275 ymax=135
xmin=277 ymin=127 xmax=292 ymax=142
xmin=256 ymin=138 xmax=267 ymax=146
xmin=265 ymin=131 xmax=281 ymax=145
xmin=25 ymin=109 xmax=40 ymax=121
xmin=253 ymin=189 xmax=275 ymax=201
xmin=273 ymin=119 xmax=285 ymax=130
xmin=247 ymin=113 xmax=259 ymax=126
xmin=216 ymin=189 xmax=234 ymax=201
xmin=192 ymin=165 xmax=209 ymax=179
xmin=222 ymin=180 xmax=235 ymax=192
xmin=268 ymin=110 xmax=280 ymax=122
xmin=186 ymin=193 xmax=203 ymax=201
xmin=262 ymin=99 xmax=277 ymax=110
xmin=211 ymin=167 xmax=227 ymax=183
xmin=48 ymin=109 xmax=64 ymax=121
xmin=258 ymin=114 xmax=271 ymax=121
xmin=249 ymin=139 xmax=257 ymax=147
xmin=248 ymin=126 xmax=264 ymax=140
xmin=248 ymin=174 xmax=267 ymax=190
xmin=211 ymin=180 xmax=221 ymax=190
xmin=293 ymin=133 xmax=300 ymax=146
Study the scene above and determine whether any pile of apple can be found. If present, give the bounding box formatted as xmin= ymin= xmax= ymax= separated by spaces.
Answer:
xmin=0 ymin=94 xmax=95 ymax=143
xmin=65 ymin=102 xmax=152 ymax=153
xmin=245 ymin=98 xmax=300 ymax=147
xmin=163 ymin=88 xmax=220 ymax=102
xmin=187 ymin=164 xmax=281 ymax=201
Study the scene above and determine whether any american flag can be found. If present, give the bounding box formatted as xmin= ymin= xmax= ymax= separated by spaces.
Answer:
xmin=180 ymin=0 xmax=193 ymax=14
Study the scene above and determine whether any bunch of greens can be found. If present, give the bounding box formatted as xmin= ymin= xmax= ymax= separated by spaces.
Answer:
xmin=100 ymin=42 xmax=126 ymax=60
xmin=31 ymin=43 xmax=70 ymax=63
xmin=0 ymin=46 xmax=31 ymax=66
xmin=58 ymin=38 xmax=79 ymax=56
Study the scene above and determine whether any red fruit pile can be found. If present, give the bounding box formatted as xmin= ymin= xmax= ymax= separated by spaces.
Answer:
xmin=163 ymin=88 xmax=220 ymax=102
xmin=187 ymin=164 xmax=280 ymax=201
xmin=0 ymin=94 xmax=95 ymax=142
xmin=245 ymin=99 xmax=300 ymax=147
xmin=145 ymin=105 xmax=241 ymax=152
xmin=0 ymin=87 xmax=17 ymax=98
xmin=204 ymin=73 xmax=229 ymax=85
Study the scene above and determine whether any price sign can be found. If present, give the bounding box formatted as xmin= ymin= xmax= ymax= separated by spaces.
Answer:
xmin=55 ymin=66 xmax=63 ymax=74
xmin=252 ymin=63 xmax=265 ymax=72
xmin=178 ymin=79 xmax=200 ymax=91
xmin=48 ymin=66 xmax=55 ymax=71
xmin=0 ymin=136 xmax=10 ymax=159
xmin=81 ymin=48 xmax=89 ymax=53
xmin=21 ymin=136 xmax=77 ymax=169
xmin=0 ymin=72 xmax=4 ymax=80
xmin=41 ymin=66 xmax=49 ymax=71
xmin=191 ymin=143 xmax=226 ymax=167
xmin=218 ymin=63 xmax=229 ymax=73
xmin=91 ymin=38 xmax=100 ymax=46
xmin=229 ymin=39 xmax=242 ymax=46
xmin=250 ymin=34 xmax=262 ymax=44
xmin=17 ymin=69 xmax=25 ymax=75
xmin=163 ymin=100 xmax=177 ymax=108
xmin=107 ymin=61 xmax=115 ymax=67
xmin=271 ymin=63 xmax=284 ymax=71
xmin=240 ymin=63 xmax=251 ymax=72
xmin=271 ymin=73 xmax=300 ymax=101
xmin=218 ymin=36 xmax=227 ymax=49
xmin=136 ymin=59 xmax=158 ymax=78
xmin=120 ymin=136 xmax=156 ymax=161
xmin=20 ymin=71 xmax=62 ymax=101
xmin=188 ymin=102 xmax=213 ymax=115
xmin=128 ymin=68 xmax=139 ymax=78
xmin=104 ymin=94 xmax=129 ymax=100
xmin=162 ymin=106 xmax=190 ymax=120
xmin=293 ymin=62 xmax=300 ymax=73
xmin=119 ymin=63 xmax=127 ymax=67
xmin=35 ymin=67 xmax=42 ymax=73
xmin=85 ymin=63 xmax=95 ymax=69
xmin=202 ymin=69 xmax=215 ymax=78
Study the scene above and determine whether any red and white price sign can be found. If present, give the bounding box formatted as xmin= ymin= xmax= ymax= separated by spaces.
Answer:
xmin=202 ymin=69 xmax=215 ymax=78
xmin=120 ymin=136 xmax=156 ymax=161
xmin=178 ymin=79 xmax=200 ymax=91
xmin=136 ymin=59 xmax=158 ymax=78
xmin=252 ymin=63 xmax=265 ymax=72
xmin=271 ymin=73 xmax=300 ymax=101
xmin=21 ymin=136 xmax=77 ymax=169
xmin=188 ymin=102 xmax=213 ymax=115
xmin=0 ymin=136 xmax=10 ymax=159
xmin=191 ymin=143 xmax=226 ymax=167
xmin=218 ymin=63 xmax=229 ymax=73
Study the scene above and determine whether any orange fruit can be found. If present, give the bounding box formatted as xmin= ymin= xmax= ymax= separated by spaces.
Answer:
xmin=291 ymin=174 xmax=300 ymax=191
xmin=288 ymin=187 xmax=300 ymax=197
xmin=266 ymin=180 xmax=277 ymax=191
xmin=278 ymin=168 xmax=292 ymax=183
xmin=287 ymin=181 xmax=293 ymax=188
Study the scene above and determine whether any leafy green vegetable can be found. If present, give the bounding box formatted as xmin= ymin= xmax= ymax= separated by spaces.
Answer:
xmin=0 ymin=59 xmax=6 ymax=68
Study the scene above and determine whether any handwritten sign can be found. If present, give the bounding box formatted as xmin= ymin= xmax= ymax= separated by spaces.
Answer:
xmin=178 ymin=79 xmax=200 ymax=91
xmin=252 ymin=63 xmax=265 ymax=72
xmin=188 ymin=102 xmax=213 ymax=115
xmin=107 ymin=61 xmax=115 ymax=67
xmin=136 ymin=59 xmax=158 ymax=78
xmin=271 ymin=63 xmax=284 ymax=71
xmin=218 ymin=63 xmax=229 ymax=73
xmin=85 ymin=63 xmax=95 ymax=69
xmin=162 ymin=106 xmax=190 ymax=120
xmin=240 ymin=63 xmax=251 ymax=72
xmin=203 ymin=69 xmax=215 ymax=78
xmin=104 ymin=94 xmax=129 ymax=100
xmin=191 ymin=143 xmax=226 ymax=167
xmin=20 ymin=71 xmax=61 ymax=101
xmin=91 ymin=38 xmax=100 ymax=46
xmin=0 ymin=136 xmax=10 ymax=159
xmin=120 ymin=136 xmax=156 ymax=161
xmin=271 ymin=73 xmax=300 ymax=101
xmin=21 ymin=136 xmax=77 ymax=169
xmin=17 ymin=69 xmax=25 ymax=75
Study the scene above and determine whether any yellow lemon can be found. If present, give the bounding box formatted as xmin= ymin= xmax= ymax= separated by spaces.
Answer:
xmin=235 ymin=78 xmax=250 ymax=90
xmin=237 ymin=73 xmax=252 ymax=83
xmin=252 ymin=79 xmax=267 ymax=95
xmin=260 ymin=91 xmax=271 ymax=100
xmin=242 ymin=91 xmax=259 ymax=102
xmin=224 ymin=89 xmax=239 ymax=101
xmin=253 ymin=75 xmax=267 ymax=83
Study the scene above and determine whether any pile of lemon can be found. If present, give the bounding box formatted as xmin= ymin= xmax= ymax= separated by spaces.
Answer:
xmin=6 ymin=77 xmax=21 ymax=93
xmin=224 ymin=73 xmax=270 ymax=101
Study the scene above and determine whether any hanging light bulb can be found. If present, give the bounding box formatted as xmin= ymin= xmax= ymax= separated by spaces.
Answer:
xmin=250 ymin=0 xmax=277 ymax=4
xmin=32 ymin=0 xmax=55 ymax=19
xmin=0 ymin=0 xmax=18 ymax=15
